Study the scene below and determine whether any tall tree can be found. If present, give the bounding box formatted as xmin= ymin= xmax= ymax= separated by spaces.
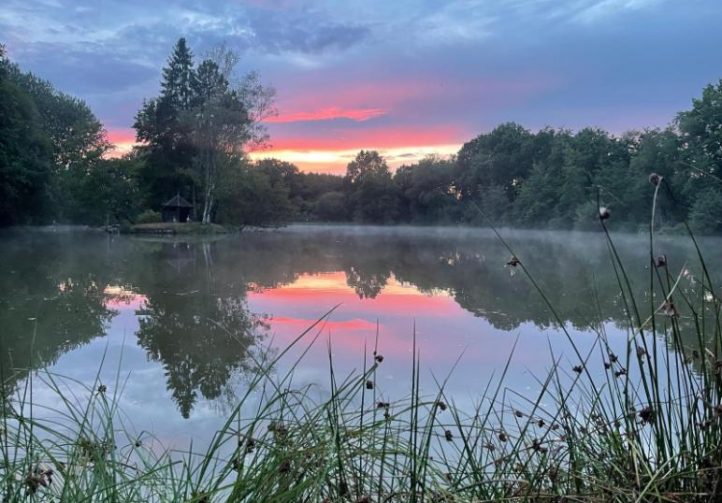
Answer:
xmin=133 ymin=38 xmax=198 ymax=210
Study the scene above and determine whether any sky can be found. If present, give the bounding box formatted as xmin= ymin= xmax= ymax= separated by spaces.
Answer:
xmin=2 ymin=0 xmax=722 ymax=174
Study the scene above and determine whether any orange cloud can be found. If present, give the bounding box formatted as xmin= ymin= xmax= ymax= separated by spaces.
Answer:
xmin=266 ymin=107 xmax=387 ymax=123
xmin=249 ymin=125 xmax=465 ymax=173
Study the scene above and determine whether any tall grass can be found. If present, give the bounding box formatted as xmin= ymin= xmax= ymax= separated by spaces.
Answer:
xmin=3 ymin=177 xmax=722 ymax=502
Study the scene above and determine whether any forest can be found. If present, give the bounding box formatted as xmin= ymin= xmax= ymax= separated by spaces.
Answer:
xmin=3 ymin=38 xmax=722 ymax=233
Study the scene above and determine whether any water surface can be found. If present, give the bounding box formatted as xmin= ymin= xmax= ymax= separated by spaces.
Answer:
xmin=1 ymin=225 xmax=719 ymax=447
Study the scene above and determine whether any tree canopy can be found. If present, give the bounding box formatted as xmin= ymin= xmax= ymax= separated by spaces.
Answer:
xmin=4 ymin=38 xmax=722 ymax=233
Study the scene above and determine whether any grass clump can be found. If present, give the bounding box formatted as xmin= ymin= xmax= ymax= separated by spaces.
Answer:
xmin=3 ymin=175 xmax=722 ymax=502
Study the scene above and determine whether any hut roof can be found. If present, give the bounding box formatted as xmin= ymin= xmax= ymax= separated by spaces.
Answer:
xmin=162 ymin=194 xmax=193 ymax=208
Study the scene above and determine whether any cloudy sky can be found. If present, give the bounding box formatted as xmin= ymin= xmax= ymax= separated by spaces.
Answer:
xmin=2 ymin=0 xmax=721 ymax=173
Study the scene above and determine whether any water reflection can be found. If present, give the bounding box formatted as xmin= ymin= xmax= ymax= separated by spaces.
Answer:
xmin=1 ymin=226 xmax=720 ymax=423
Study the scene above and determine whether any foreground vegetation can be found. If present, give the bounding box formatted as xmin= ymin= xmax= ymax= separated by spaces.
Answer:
xmin=4 ymin=39 xmax=722 ymax=232
xmin=2 ymin=178 xmax=722 ymax=502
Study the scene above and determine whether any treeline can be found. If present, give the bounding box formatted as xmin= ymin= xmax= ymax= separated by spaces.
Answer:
xmin=3 ymin=38 xmax=722 ymax=232
xmin=0 ymin=44 xmax=131 ymax=226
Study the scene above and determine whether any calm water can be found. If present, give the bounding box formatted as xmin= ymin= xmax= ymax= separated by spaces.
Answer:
xmin=1 ymin=225 xmax=720 ymax=448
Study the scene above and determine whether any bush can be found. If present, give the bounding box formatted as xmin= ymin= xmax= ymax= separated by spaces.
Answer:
xmin=135 ymin=210 xmax=162 ymax=224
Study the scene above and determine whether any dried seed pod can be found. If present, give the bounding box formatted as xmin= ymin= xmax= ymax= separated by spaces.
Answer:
xmin=649 ymin=172 xmax=662 ymax=186
xmin=365 ymin=380 xmax=374 ymax=390
xmin=639 ymin=406 xmax=655 ymax=425
xmin=636 ymin=346 xmax=647 ymax=359
xmin=444 ymin=430 xmax=454 ymax=442
xmin=599 ymin=207 xmax=611 ymax=220
xmin=572 ymin=365 xmax=583 ymax=374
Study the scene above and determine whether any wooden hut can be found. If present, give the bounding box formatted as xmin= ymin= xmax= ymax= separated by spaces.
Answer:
xmin=161 ymin=194 xmax=193 ymax=223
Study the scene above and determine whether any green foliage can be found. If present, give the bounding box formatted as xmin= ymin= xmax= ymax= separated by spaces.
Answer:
xmin=215 ymin=159 xmax=295 ymax=227
xmin=314 ymin=191 xmax=348 ymax=221
xmin=689 ymin=188 xmax=722 ymax=233
xmin=0 ymin=70 xmax=52 ymax=225
xmin=135 ymin=209 xmax=162 ymax=224
xmin=134 ymin=40 xmax=274 ymax=224
xmin=344 ymin=150 xmax=400 ymax=223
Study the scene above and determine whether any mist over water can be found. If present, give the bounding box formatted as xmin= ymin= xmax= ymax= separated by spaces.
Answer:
xmin=1 ymin=225 xmax=719 ymax=447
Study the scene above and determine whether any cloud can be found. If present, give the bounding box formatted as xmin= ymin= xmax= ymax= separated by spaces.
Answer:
xmin=244 ymin=10 xmax=371 ymax=54
xmin=571 ymin=0 xmax=666 ymax=23
xmin=266 ymin=107 xmax=387 ymax=123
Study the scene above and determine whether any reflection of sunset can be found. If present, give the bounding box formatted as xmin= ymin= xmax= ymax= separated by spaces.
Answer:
xmin=248 ymin=271 xmax=467 ymax=361
xmin=104 ymin=285 xmax=147 ymax=310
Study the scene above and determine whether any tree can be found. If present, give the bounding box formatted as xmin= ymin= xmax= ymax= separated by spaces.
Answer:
xmin=677 ymin=80 xmax=722 ymax=176
xmin=344 ymin=150 xmax=400 ymax=223
xmin=216 ymin=158 xmax=294 ymax=227
xmin=394 ymin=156 xmax=458 ymax=223
xmin=0 ymin=72 xmax=52 ymax=225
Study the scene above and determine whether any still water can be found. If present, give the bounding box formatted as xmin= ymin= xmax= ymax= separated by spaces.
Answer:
xmin=1 ymin=225 xmax=719 ymax=448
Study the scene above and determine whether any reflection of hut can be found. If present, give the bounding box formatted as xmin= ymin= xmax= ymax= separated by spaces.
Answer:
xmin=161 ymin=195 xmax=193 ymax=223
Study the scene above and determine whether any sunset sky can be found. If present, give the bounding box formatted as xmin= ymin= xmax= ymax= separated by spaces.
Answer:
xmin=2 ymin=0 xmax=722 ymax=174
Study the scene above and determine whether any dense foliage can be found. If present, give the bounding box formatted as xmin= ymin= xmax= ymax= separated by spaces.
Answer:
xmin=0 ymin=44 xmax=134 ymax=226
xmin=3 ymin=39 xmax=722 ymax=231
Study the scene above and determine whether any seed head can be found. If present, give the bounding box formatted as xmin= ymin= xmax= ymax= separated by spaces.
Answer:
xmin=365 ymin=380 xmax=374 ymax=390
xmin=507 ymin=256 xmax=521 ymax=267
xmin=636 ymin=346 xmax=647 ymax=359
xmin=649 ymin=173 xmax=662 ymax=186
xmin=444 ymin=430 xmax=454 ymax=442
xmin=639 ymin=405 xmax=655 ymax=425
xmin=662 ymin=300 xmax=679 ymax=318
xmin=599 ymin=207 xmax=611 ymax=221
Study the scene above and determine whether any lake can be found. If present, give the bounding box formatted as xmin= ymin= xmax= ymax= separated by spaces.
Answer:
xmin=1 ymin=225 xmax=718 ymax=449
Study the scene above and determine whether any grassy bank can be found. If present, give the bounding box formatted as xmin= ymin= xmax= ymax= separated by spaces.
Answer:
xmin=2 ymin=179 xmax=722 ymax=502
xmin=126 ymin=223 xmax=230 ymax=235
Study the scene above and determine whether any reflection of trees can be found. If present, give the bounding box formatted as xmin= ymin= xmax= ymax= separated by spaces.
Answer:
xmin=131 ymin=241 xmax=266 ymax=418
xmin=223 ymin=229 xmax=722 ymax=340
xmin=4 ymin=228 xmax=721 ymax=415
xmin=345 ymin=265 xmax=389 ymax=299
xmin=0 ymin=232 xmax=115 ymax=396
